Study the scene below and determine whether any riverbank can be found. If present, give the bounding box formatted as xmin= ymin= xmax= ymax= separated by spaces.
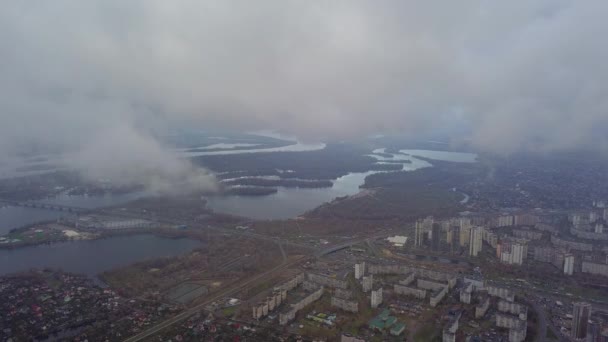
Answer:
xmin=0 ymin=222 xmax=207 ymax=250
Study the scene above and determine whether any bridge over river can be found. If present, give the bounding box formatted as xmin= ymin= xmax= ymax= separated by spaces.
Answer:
xmin=0 ymin=199 xmax=89 ymax=213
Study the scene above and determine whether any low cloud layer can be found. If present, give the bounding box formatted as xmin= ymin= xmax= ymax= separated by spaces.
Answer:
xmin=1 ymin=0 xmax=608 ymax=165
xmin=67 ymin=124 xmax=218 ymax=195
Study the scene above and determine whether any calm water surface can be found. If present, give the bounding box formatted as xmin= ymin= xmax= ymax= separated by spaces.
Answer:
xmin=0 ymin=234 xmax=202 ymax=279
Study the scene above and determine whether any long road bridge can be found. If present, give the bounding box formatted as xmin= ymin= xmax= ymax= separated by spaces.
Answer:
xmin=0 ymin=199 xmax=89 ymax=213
xmin=313 ymin=233 xmax=390 ymax=258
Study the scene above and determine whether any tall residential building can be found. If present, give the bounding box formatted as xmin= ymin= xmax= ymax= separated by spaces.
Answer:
xmin=563 ymin=254 xmax=574 ymax=276
xmin=570 ymin=213 xmax=584 ymax=226
xmin=469 ymin=227 xmax=483 ymax=257
xmin=500 ymin=242 xmax=526 ymax=266
xmin=415 ymin=217 xmax=434 ymax=247
xmin=498 ymin=215 xmax=514 ymax=227
xmin=512 ymin=243 xmax=526 ymax=265
xmin=354 ymin=262 xmax=366 ymax=280
xmin=446 ymin=227 xmax=453 ymax=246
xmin=459 ymin=217 xmax=472 ymax=229
xmin=572 ymin=302 xmax=592 ymax=339
xmin=414 ymin=224 xmax=423 ymax=247
xmin=448 ymin=226 xmax=460 ymax=252
xmin=431 ymin=223 xmax=441 ymax=251
xmin=460 ymin=225 xmax=471 ymax=247
xmin=514 ymin=213 xmax=538 ymax=226
xmin=442 ymin=312 xmax=461 ymax=342
xmin=482 ymin=229 xmax=498 ymax=248
xmin=371 ymin=287 xmax=383 ymax=308
xmin=595 ymin=223 xmax=604 ymax=234
xmin=603 ymin=208 xmax=608 ymax=221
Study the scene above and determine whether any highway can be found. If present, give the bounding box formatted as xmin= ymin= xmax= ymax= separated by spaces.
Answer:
xmin=123 ymin=255 xmax=306 ymax=342
xmin=529 ymin=301 xmax=565 ymax=342
xmin=124 ymin=234 xmax=388 ymax=341
xmin=95 ymin=209 xmax=318 ymax=252
xmin=314 ymin=233 xmax=390 ymax=258
xmin=197 ymin=224 xmax=316 ymax=251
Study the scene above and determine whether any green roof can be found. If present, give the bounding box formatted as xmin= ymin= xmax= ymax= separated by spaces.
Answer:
xmin=385 ymin=316 xmax=397 ymax=327
xmin=378 ymin=309 xmax=391 ymax=320
xmin=390 ymin=322 xmax=406 ymax=335
xmin=368 ymin=318 xmax=385 ymax=330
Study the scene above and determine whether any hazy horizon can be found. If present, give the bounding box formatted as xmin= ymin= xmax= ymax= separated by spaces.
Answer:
xmin=2 ymin=1 xmax=608 ymax=191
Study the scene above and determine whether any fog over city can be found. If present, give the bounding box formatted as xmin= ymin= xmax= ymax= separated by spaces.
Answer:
xmin=4 ymin=3 xmax=608 ymax=341
xmin=1 ymin=1 xmax=608 ymax=189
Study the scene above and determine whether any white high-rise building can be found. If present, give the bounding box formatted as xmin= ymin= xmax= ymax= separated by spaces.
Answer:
xmin=415 ymin=217 xmax=434 ymax=247
xmin=571 ymin=213 xmax=585 ymax=226
xmin=459 ymin=217 xmax=471 ymax=230
xmin=469 ymin=227 xmax=483 ymax=257
xmin=371 ymin=287 xmax=383 ymax=308
xmin=563 ymin=254 xmax=574 ymax=276
xmin=590 ymin=211 xmax=600 ymax=223
xmin=498 ymin=215 xmax=514 ymax=227
xmin=595 ymin=223 xmax=604 ymax=234
xmin=354 ymin=262 xmax=366 ymax=280
xmin=500 ymin=243 xmax=526 ymax=265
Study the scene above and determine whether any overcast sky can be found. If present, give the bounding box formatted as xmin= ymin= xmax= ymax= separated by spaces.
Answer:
xmin=1 ymin=0 xmax=607 ymax=161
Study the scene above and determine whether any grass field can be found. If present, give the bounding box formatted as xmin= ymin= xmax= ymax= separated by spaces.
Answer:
xmin=413 ymin=325 xmax=441 ymax=342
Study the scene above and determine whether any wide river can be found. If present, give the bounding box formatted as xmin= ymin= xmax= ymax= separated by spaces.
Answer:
xmin=204 ymin=149 xmax=477 ymax=220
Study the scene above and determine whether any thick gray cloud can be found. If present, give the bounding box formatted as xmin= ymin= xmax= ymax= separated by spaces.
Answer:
xmin=68 ymin=124 xmax=218 ymax=195
xmin=1 ymin=0 xmax=607 ymax=163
